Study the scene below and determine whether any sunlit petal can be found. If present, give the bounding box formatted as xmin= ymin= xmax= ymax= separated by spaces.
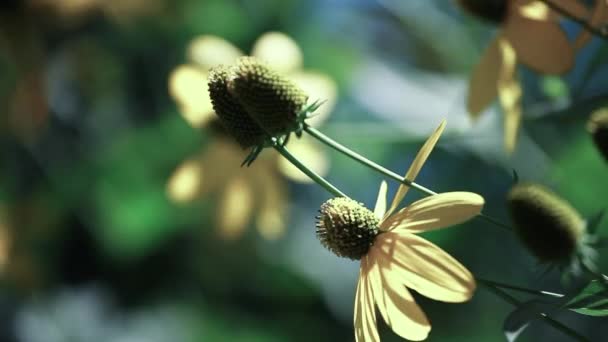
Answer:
xmin=374 ymin=181 xmax=388 ymax=221
xmin=290 ymin=71 xmax=338 ymax=127
xmin=503 ymin=13 xmax=574 ymax=73
xmin=373 ymin=232 xmax=476 ymax=303
xmin=251 ymin=163 xmax=288 ymax=240
xmin=166 ymin=157 xmax=203 ymax=203
xmin=278 ymin=137 xmax=329 ymax=183
xmin=168 ymin=65 xmax=214 ymax=128
xmin=355 ymin=260 xmax=380 ymax=342
xmin=496 ymin=39 xmax=522 ymax=153
xmin=251 ymin=32 xmax=303 ymax=73
xmin=574 ymin=0 xmax=608 ymax=49
xmin=517 ymin=1 xmax=550 ymax=20
xmin=382 ymin=192 xmax=484 ymax=233
xmin=217 ymin=175 xmax=254 ymax=239
xmin=384 ymin=120 xmax=446 ymax=220
xmin=467 ymin=37 xmax=501 ymax=117
xmin=187 ymin=35 xmax=243 ymax=70
xmin=367 ymin=254 xmax=430 ymax=341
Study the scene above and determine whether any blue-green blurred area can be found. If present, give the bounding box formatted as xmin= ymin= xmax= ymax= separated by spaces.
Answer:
xmin=0 ymin=0 xmax=606 ymax=341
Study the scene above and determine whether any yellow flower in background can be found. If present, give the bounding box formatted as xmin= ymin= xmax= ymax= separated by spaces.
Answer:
xmin=464 ymin=0 xmax=588 ymax=153
xmin=320 ymin=121 xmax=482 ymax=341
xmin=167 ymin=32 xmax=337 ymax=239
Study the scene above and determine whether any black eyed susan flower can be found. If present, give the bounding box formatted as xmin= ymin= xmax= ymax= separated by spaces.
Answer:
xmin=317 ymin=121 xmax=484 ymax=341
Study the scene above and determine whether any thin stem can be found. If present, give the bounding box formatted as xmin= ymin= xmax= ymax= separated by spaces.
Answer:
xmin=476 ymin=277 xmax=564 ymax=298
xmin=480 ymin=282 xmax=589 ymax=342
xmin=539 ymin=0 xmax=608 ymax=42
xmin=272 ymin=140 xmax=347 ymax=198
xmin=304 ymin=125 xmax=512 ymax=231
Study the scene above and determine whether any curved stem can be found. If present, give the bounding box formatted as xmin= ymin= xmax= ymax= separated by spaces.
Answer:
xmin=272 ymin=140 xmax=347 ymax=198
xmin=304 ymin=125 xmax=512 ymax=231
xmin=539 ymin=0 xmax=608 ymax=42
xmin=476 ymin=277 xmax=564 ymax=298
xmin=480 ymin=281 xmax=589 ymax=342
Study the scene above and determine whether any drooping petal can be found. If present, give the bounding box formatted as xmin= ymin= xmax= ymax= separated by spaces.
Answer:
xmin=217 ymin=175 xmax=254 ymax=239
xmin=251 ymin=32 xmax=303 ymax=74
xmin=277 ymin=136 xmax=329 ymax=183
xmin=251 ymin=162 xmax=287 ymax=240
xmin=384 ymin=120 xmax=446 ymax=220
xmin=373 ymin=232 xmax=476 ymax=303
xmin=166 ymin=157 xmax=203 ymax=203
xmin=355 ymin=260 xmax=380 ymax=342
xmin=187 ymin=35 xmax=243 ymax=70
xmin=366 ymin=254 xmax=431 ymax=341
xmin=374 ymin=181 xmax=388 ymax=221
xmin=168 ymin=65 xmax=214 ymax=128
xmin=290 ymin=71 xmax=338 ymax=127
xmin=496 ymin=39 xmax=522 ymax=153
xmin=574 ymin=0 xmax=608 ymax=49
xmin=503 ymin=11 xmax=574 ymax=73
xmin=381 ymin=192 xmax=484 ymax=233
xmin=467 ymin=37 xmax=501 ymax=117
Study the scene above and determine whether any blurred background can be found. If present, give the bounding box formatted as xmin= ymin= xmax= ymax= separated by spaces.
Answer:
xmin=0 ymin=0 xmax=606 ymax=341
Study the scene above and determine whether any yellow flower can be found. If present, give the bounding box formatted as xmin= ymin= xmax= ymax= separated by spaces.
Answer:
xmin=167 ymin=32 xmax=336 ymax=239
xmin=465 ymin=0 xmax=588 ymax=153
xmin=353 ymin=121 xmax=483 ymax=341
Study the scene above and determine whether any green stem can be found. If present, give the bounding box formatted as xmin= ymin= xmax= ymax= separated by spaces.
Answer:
xmin=304 ymin=125 xmax=511 ymax=231
xmin=539 ymin=0 xmax=608 ymax=42
xmin=476 ymin=277 xmax=564 ymax=298
xmin=480 ymin=281 xmax=589 ymax=342
xmin=272 ymin=139 xmax=347 ymax=198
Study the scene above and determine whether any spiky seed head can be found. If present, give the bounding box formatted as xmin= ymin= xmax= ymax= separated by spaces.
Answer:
xmin=588 ymin=108 xmax=608 ymax=162
xmin=228 ymin=56 xmax=308 ymax=136
xmin=457 ymin=0 xmax=508 ymax=24
xmin=507 ymin=183 xmax=586 ymax=263
xmin=316 ymin=197 xmax=380 ymax=260
xmin=207 ymin=65 xmax=266 ymax=148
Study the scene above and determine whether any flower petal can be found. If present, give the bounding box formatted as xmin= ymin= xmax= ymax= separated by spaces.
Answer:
xmin=217 ymin=175 xmax=254 ymax=239
xmin=496 ymin=39 xmax=522 ymax=153
xmin=384 ymin=120 xmax=446 ymax=220
xmin=355 ymin=261 xmax=380 ymax=342
xmin=366 ymin=255 xmax=430 ymax=341
xmin=373 ymin=232 xmax=476 ymax=303
xmin=278 ymin=136 xmax=329 ymax=183
xmin=166 ymin=157 xmax=203 ymax=203
xmin=374 ymin=181 xmax=388 ymax=221
xmin=290 ymin=71 xmax=338 ymax=127
xmin=187 ymin=35 xmax=242 ymax=70
xmin=467 ymin=37 xmax=501 ymax=117
xmin=251 ymin=162 xmax=287 ymax=240
xmin=251 ymin=32 xmax=303 ymax=74
xmin=503 ymin=11 xmax=574 ymax=73
xmin=382 ymin=192 xmax=484 ymax=233
xmin=168 ymin=65 xmax=214 ymax=128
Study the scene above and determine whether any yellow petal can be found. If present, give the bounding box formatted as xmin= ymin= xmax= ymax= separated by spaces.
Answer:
xmin=382 ymin=192 xmax=484 ymax=233
xmin=278 ymin=137 xmax=329 ymax=183
xmin=384 ymin=120 xmax=446 ymax=220
xmin=517 ymin=1 xmax=550 ymax=20
xmin=503 ymin=12 xmax=574 ymax=73
xmin=366 ymin=255 xmax=430 ymax=341
xmin=217 ymin=175 xmax=254 ymax=239
xmin=467 ymin=37 xmax=501 ymax=117
xmin=251 ymin=32 xmax=303 ymax=73
xmin=251 ymin=162 xmax=287 ymax=240
xmin=166 ymin=157 xmax=203 ymax=203
xmin=168 ymin=65 xmax=214 ymax=128
xmin=372 ymin=232 xmax=476 ymax=303
xmin=496 ymin=39 xmax=523 ymax=153
xmin=373 ymin=181 xmax=388 ymax=221
xmin=574 ymin=0 xmax=608 ymax=49
xmin=290 ymin=71 xmax=338 ymax=127
xmin=187 ymin=35 xmax=243 ymax=70
xmin=355 ymin=261 xmax=381 ymax=342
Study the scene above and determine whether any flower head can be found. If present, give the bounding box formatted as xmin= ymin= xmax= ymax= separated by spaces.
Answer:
xmin=315 ymin=121 xmax=484 ymax=341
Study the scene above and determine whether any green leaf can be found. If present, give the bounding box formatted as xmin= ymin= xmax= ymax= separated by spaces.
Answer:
xmin=566 ymin=280 xmax=608 ymax=317
xmin=504 ymin=300 xmax=557 ymax=342
xmin=541 ymin=76 xmax=569 ymax=99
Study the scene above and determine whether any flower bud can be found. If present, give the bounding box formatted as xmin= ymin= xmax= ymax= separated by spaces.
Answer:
xmin=228 ymin=56 xmax=308 ymax=136
xmin=207 ymin=66 xmax=266 ymax=148
xmin=588 ymin=108 xmax=608 ymax=162
xmin=507 ymin=183 xmax=586 ymax=263
xmin=457 ymin=0 xmax=508 ymax=24
xmin=316 ymin=197 xmax=379 ymax=260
